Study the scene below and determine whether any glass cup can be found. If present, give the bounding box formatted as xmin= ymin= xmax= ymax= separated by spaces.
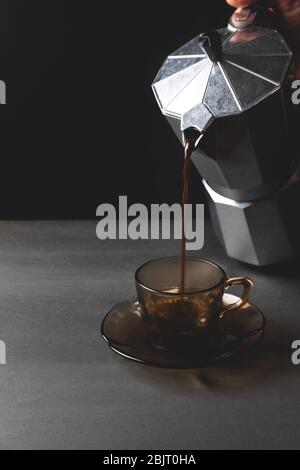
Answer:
xmin=135 ymin=257 xmax=253 ymax=352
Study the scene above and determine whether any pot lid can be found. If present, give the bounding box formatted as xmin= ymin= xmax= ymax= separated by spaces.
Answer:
xmin=152 ymin=26 xmax=293 ymax=132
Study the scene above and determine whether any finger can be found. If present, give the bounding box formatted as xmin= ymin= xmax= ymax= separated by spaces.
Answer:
xmin=226 ymin=0 xmax=258 ymax=7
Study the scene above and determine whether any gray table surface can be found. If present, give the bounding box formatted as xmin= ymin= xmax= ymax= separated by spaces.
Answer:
xmin=0 ymin=220 xmax=299 ymax=450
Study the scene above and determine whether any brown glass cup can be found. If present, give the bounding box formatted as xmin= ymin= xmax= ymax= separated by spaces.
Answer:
xmin=135 ymin=257 xmax=253 ymax=352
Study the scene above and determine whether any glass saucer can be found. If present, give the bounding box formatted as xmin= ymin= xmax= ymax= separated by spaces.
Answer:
xmin=101 ymin=294 xmax=265 ymax=369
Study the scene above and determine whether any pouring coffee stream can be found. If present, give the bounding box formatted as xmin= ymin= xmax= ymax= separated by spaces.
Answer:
xmin=180 ymin=139 xmax=192 ymax=295
xmin=180 ymin=131 xmax=202 ymax=294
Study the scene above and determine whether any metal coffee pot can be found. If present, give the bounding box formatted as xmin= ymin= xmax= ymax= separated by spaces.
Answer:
xmin=152 ymin=4 xmax=299 ymax=266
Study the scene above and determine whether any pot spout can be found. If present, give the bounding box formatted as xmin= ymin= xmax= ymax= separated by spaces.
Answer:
xmin=181 ymin=103 xmax=214 ymax=145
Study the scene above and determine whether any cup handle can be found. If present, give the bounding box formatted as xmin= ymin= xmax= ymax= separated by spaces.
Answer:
xmin=220 ymin=277 xmax=253 ymax=319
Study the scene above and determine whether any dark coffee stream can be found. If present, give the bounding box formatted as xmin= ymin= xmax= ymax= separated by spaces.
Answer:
xmin=180 ymin=135 xmax=198 ymax=294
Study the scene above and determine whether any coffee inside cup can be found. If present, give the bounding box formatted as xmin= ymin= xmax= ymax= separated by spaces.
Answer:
xmin=146 ymin=288 xmax=220 ymax=337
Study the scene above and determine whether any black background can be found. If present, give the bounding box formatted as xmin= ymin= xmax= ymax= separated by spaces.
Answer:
xmin=2 ymin=1 xmax=233 ymax=219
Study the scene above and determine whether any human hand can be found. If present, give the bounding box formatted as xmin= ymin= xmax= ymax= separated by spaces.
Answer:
xmin=226 ymin=1 xmax=300 ymax=76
